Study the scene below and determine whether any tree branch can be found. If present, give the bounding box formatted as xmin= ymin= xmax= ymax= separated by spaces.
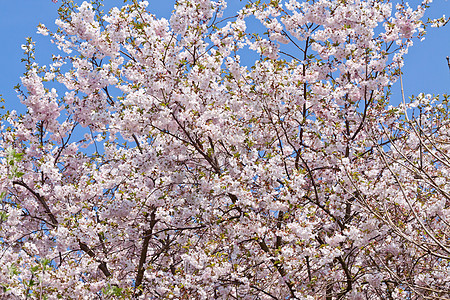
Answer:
xmin=135 ymin=208 xmax=158 ymax=294
xmin=13 ymin=180 xmax=58 ymax=226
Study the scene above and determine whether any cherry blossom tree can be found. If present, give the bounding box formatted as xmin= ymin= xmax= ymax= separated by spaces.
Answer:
xmin=0 ymin=0 xmax=448 ymax=298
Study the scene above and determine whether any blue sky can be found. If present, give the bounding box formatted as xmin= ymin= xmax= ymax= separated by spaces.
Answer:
xmin=0 ymin=0 xmax=449 ymax=113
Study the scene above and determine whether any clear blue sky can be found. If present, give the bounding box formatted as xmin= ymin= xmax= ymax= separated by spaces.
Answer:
xmin=0 ymin=0 xmax=449 ymax=112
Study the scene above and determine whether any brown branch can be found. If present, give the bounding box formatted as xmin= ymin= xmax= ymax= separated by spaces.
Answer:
xmin=132 ymin=134 xmax=143 ymax=154
xmin=103 ymin=87 xmax=115 ymax=106
xmin=78 ymin=241 xmax=111 ymax=277
xmin=171 ymin=113 xmax=221 ymax=174
xmin=275 ymin=211 xmax=283 ymax=249
xmin=336 ymin=256 xmax=353 ymax=299
xmin=135 ymin=209 xmax=158 ymax=293
xmin=258 ymin=239 xmax=297 ymax=299
xmin=12 ymin=181 xmax=113 ymax=278
xmin=305 ymin=256 xmax=313 ymax=291
xmin=326 ymin=283 xmax=333 ymax=300
xmin=250 ymin=284 xmax=280 ymax=300
xmin=13 ymin=180 xmax=58 ymax=226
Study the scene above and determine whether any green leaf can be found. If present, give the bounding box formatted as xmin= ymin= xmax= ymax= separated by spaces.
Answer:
xmin=27 ymin=279 xmax=36 ymax=287
xmin=8 ymin=264 xmax=18 ymax=277
xmin=15 ymin=172 xmax=25 ymax=178
xmin=41 ymin=258 xmax=51 ymax=266
xmin=0 ymin=211 xmax=8 ymax=222
xmin=103 ymin=284 xmax=123 ymax=297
